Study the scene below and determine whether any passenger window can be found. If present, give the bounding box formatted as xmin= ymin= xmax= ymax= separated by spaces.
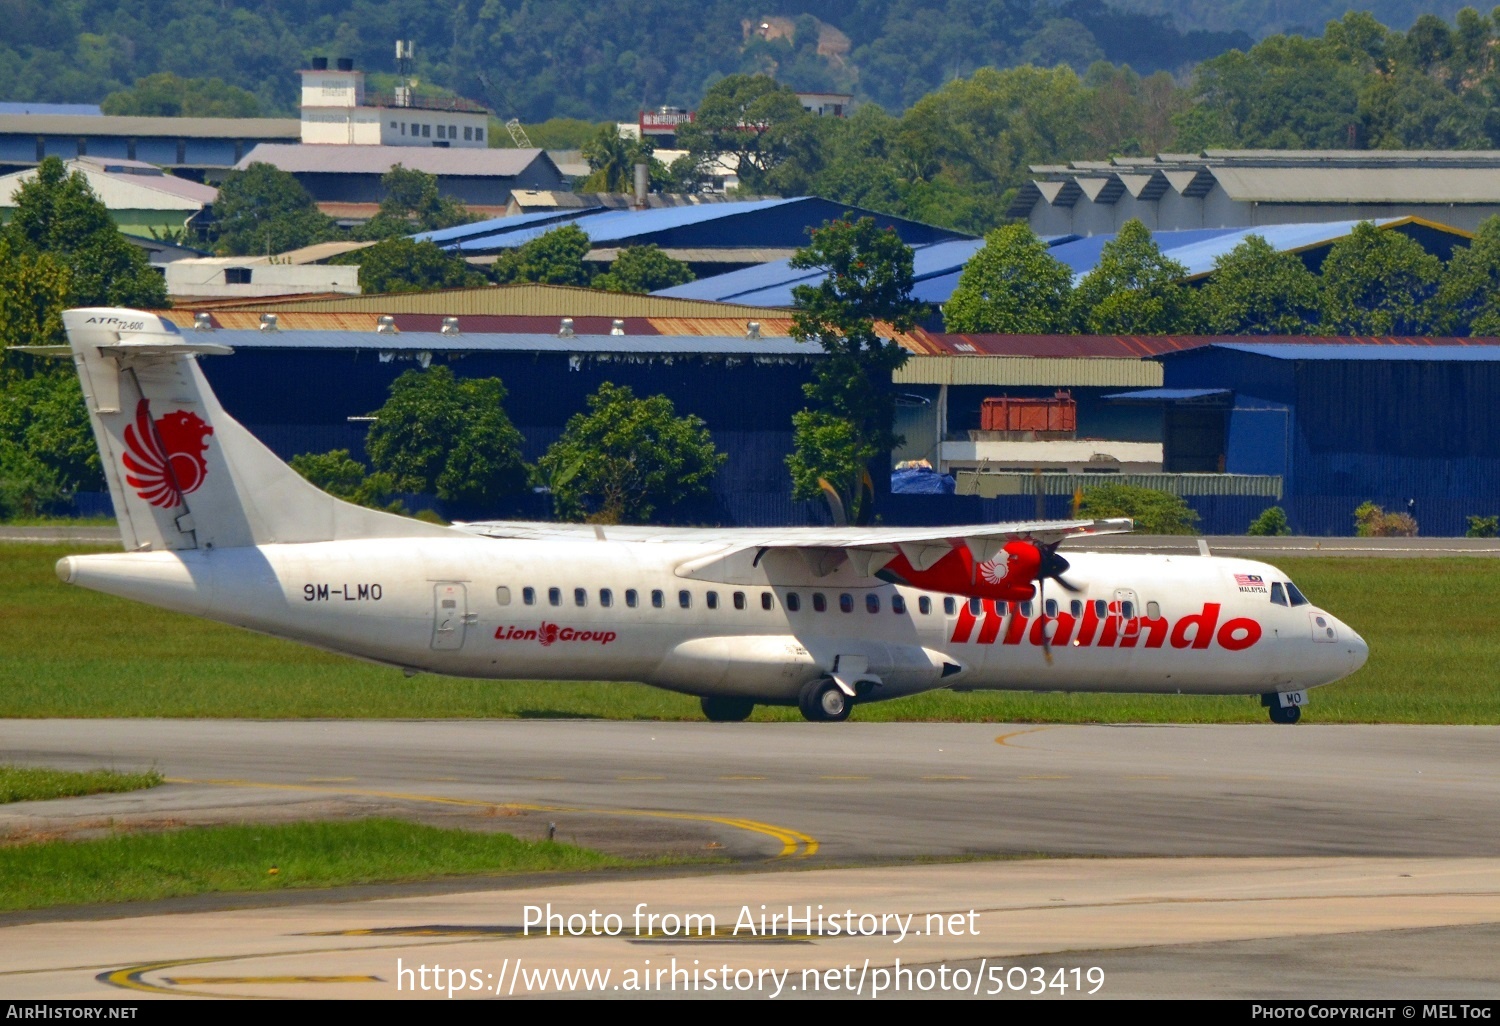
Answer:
xmin=706 ymin=591 xmax=719 ymax=610
xmin=1094 ymin=599 xmax=1107 ymax=617
xmin=1146 ymin=601 xmax=1161 ymax=618
xmin=918 ymin=596 xmax=931 ymax=615
xmin=522 ymin=587 xmax=536 ymax=606
xmin=1286 ymin=582 xmax=1310 ymax=607
xmin=733 ymin=591 xmax=746 ymax=610
xmin=496 ymin=586 xmax=511 ymax=606
xmin=1270 ymin=582 xmax=1288 ymax=606
xmin=679 ymin=590 xmax=692 ymax=609
xmin=892 ymin=595 xmax=906 ymax=614
xmin=866 ymin=593 xmax=880 ymax=613
xmin=1121 ymin=600 xmax=1134 ymax=619
xmin=840 ymin=593 xmax=854 ymax=613
xmin=812 ymin=593 xmax=827 ymax=612
xmin=969 ymin=596 xmax=982 ymax=615
xmin=574 ymin=588 xmax=587 ymax=607
xmin=651 ymin=589 xmax=664 ymax=609
xmin=787 ymin=592 xmax=801 ymax=612
xmin=625 ymin=589 xmax=638 ymax=608
xmin=761 ymin=592 xmax=773 ymax=611
xmin=943 ymin=597 xmax=956 ymax=616
xmin=1020 ymin=601 xmax=1032 ymax=617
xmin=1044 ymin=598 xmax=1057 ymax=617
xmin=1070 ymin=599 xmax=1083 ymax=617
xmin=600 ymin=588 xmax=612 ymax=608
xmin=548 ymin=587 xmax=561 ymax=607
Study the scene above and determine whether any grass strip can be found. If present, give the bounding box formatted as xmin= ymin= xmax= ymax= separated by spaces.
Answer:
xmin=0 ymin=765 xmax=161 ymax=803
xmin=0 ymin=818 xmax=661 ymax=911
xmin=4 ymin=544 xmax=1498 ymax=723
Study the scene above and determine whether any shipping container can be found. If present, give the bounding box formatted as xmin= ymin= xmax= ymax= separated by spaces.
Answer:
xmin=980 ymin=391 xmax=1077 ymax=434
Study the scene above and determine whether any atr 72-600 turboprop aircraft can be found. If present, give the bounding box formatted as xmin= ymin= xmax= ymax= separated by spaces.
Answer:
xmin=47 ymin=309 xmax=1367 ymax=723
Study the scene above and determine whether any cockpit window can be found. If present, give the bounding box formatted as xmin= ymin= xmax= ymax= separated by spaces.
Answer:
xmin=1270 ymin=582 xmax=1288 ymax=606
xmin=1285 ymin=581 xmax=1310 ymax=606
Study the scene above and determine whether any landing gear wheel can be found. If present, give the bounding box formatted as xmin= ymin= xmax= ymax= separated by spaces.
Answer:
xmin=1268 ymin=702 xmax=1301 ymax=725
xmin=700 ymin=696 xmax=755 ymax=722
xmin=798 ymin=679 xmax=852 ymax=723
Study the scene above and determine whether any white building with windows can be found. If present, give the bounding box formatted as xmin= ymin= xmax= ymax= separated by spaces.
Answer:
xmin=298 ymin=57 xmax=489 ymax=148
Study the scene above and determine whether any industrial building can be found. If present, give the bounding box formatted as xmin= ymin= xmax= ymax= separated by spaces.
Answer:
xmin=1014 ymin=150 xmax=1500 ymax=236
xmin=150 ymin=311 xmax=829 ymax=526
xmin=0 ymin=112 xmax=300 ymax=178
xmin=418 ymin=197 xmax=974 ymax=280
xmin=0 ymin=155 xmax=217 ymax=241
xmin=1108 ymin=342 xmax=1500 ymax=536
xmin=234 ymin=143 xmax=567 ymax=222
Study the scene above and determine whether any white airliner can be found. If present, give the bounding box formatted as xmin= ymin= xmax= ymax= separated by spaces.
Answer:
xmin=48 ymin=309 xmax=1367 ymax=723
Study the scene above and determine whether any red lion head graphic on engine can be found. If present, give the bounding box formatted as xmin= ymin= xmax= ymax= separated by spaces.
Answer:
xmin=122 ymin=399 xmax=213 ymax=508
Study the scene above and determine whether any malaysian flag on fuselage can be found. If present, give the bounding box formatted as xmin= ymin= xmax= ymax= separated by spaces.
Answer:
xmin=1234 ymin=573 xmax=1264 ymax=586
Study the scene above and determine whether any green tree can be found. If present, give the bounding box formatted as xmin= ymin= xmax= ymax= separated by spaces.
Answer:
xmin=592 ymin=245 xmax=694 ymax=294
xmin=1078 ymin=483 xmax=1199 ymax=535
xmin=1200 ymin=234 xmax=1322 ymax=334
xmin=1 ymin=157 xmax=166 ymax=309
xmin=786 ymin=216 xmax=921 ymax=525
xmin=942 ymin=223 xmax=1074 ymax=333
xmin=210 ymin=163 xmax=341 ymax=257
xmin=579 ymin=123 xmax=654 ymax=192
xmin=101 ymin=73 xmax=261 ymax=117
xmin=355 ymin=165 xmax=475 ymax=240
xmin=364 ymin=367 xmax=528 ymax=513
xmin=0 ymin=240 xmax=70 ymax=367
xmin=677 ymin=75 xmax=811 ymax=193
xmin=1247 ymin=506 xmax=1292 ymax=536
xmin=1319 ymin=221 xmax=1444 ymax=335
xmin=0 ymin=367 xmax=102 ymax=517
xmin=289 ymin=449 xmax=405 ymax=513
xmin=492 ymin=224 xmax=593 ymax=287
xmin=335 ymin=238 xmax=487 ymax=295
xmin=1072 ymin=220 xmax=1199 ymax=334
xmin=1437 ymin=215 xmax=1500 ymax=335
xmin=537 ymin=382 xmax=724 ymax=524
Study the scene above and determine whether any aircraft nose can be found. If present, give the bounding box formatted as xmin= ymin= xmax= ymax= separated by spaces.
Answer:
xmin=1342 ymin=623 xmax=1369 ymax=675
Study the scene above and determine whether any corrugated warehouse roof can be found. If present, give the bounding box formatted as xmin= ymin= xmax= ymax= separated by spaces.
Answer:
xmin=177 ymin=283 xmax=799 ymax=320
xmin=429 ymin=196 xmax=974 ymax=256
xmin=657 ymin=237 xmax=987 ymax=305
xmin=894 ymin=356 xmax=1163 ymax=387
xmin=237 ymin=144 xmax=557 ymax=178
xmin=1202 ymin=343 xmax=1500 ymax=361
xmin=415 ymin=207 xmax=598 ymax=245
xmin=0 ymin=160 xmax=216 ymax=211
xmin=0 ymin=114 xmax=299 ymax=137
xmin=1211 ymin=166 xmax=1500 ymax=204
xmin=196 ymin=328 xmax=817 ymax=357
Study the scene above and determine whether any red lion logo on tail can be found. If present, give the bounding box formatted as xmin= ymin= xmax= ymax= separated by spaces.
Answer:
xmin=122 ymin=399 xmax=213 ymax=508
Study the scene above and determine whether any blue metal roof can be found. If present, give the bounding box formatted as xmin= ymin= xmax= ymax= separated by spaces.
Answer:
xmin=447 ymin=198 xmax=805 ymax=253
xmin=1048 ymin=227 xmax=1244 ymax=276
xmin=1104 ymin=388 xmax=1233 ymax=401
xmin=0 ymin=102 xmax=102 ymax=116
xmin=1191 ymin=343 xmax=1500 ymax=362
xmin=206 ymin=329 xmax=816 ymax=357
xmin=412 ymin=207 xmax=597 ymax=246
xmin=657 ymin=237 xmax=987 ymax=306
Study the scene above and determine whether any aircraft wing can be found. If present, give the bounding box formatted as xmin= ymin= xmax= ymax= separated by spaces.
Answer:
xmin=458 ymin=517 xmax=1134 ymax=581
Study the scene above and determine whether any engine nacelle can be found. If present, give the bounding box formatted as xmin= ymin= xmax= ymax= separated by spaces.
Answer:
xmin=875 ymin=540 xmax=1042 ymax=601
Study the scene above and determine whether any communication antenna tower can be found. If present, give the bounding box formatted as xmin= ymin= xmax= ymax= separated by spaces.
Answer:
xmin=506 ymin=118 xmax=532 ymax=147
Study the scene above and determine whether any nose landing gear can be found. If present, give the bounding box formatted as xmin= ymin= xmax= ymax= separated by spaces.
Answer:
xmin=1261 ymin=691 xmax=1305 ymax=724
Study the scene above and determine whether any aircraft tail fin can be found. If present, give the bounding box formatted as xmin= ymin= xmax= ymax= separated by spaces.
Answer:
xmin=63 ymin=308 xmax=454 ymax=551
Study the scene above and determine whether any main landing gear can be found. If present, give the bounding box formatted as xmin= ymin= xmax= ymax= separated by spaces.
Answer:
xmin=798 ymin=678 xmax=852 ymax=723
xmin=700 ymin=696 xmax=756 ymax=722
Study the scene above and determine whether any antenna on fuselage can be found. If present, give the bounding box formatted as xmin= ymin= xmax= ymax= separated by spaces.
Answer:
xmin=1197 ymin=538 xmax=1211 ymax=557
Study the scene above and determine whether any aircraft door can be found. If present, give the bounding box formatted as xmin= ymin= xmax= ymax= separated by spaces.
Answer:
xmin=1113 ymin=587 xmax=1141 ymax=640
xmin=431 ymin=583 xmax=469 ymax=650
